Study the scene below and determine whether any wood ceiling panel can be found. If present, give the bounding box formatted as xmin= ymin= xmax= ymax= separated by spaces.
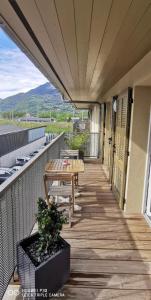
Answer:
xmin=98 ymin=0 xmax=151 ymax=92
xmin=100 ymin=0 xmax=151 ymax=96
xmin=35 ymin=0 xmax=74 ymax=90
xmin=102 ymin=32 xmax=151 ymax=97
xmin=16 ymin=0 xmax=71 ymax=90
xmin=114 ymin=3 xmax=151 ymax=71
xmin=55 ymin=0 xmax=79 ymax=99
xmin=74 ymin=0 xmax=93 ymax=99
xmin=103 ymin=49 xmax=151 ymax=100
xmin=85 ymin=0 xmax=112 ymax=89
xmin=90 ymin=0 xmax=132 ymax=95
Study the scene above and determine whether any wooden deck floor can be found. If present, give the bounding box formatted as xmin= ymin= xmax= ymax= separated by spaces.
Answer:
xmin=60 ymin=162 xmax=151 ymax=300
xmin=5 ymin=162 xmax=151 ymax=300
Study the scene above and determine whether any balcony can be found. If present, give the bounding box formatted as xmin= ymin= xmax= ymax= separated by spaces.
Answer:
xmin=1 ymin=1 xmax=151 ymax=298
xmin=3 ymin=149 xmax=151 ymax=299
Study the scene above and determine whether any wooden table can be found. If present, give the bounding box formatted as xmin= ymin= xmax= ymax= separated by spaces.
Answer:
xmin=45 ymin=159 xmax=84 ymax=210
xmin=45 ymin=159 xmax=84 ymax=174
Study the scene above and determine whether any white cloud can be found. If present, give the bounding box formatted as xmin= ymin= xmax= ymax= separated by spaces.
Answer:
xmin=0 ymin=48 xmax=48 ymax=98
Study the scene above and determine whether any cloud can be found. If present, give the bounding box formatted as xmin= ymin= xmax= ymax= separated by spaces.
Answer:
xmin=0 ymin=48 xmax=48 ymax=99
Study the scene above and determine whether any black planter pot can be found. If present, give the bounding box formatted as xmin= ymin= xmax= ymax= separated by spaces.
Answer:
xmin=79 ymin=150 xmax=84 ymax=160
xmin=17 ymin=232 xmax=70 ymax=299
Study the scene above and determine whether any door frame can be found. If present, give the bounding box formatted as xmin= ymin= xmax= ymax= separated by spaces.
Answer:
xmin=111 ymin=88 xmax=133 ymax=209
xmin=100 ymin=103 xmax=106 ymax=164
xmin=110 ymin=96 xmax=117 ymax=185
xmin=143 ymin=105 xmax=151 ymax=225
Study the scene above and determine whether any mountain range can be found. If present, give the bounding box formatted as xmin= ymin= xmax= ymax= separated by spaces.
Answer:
xmin=0 ymin=82 xmax=74 ymax=114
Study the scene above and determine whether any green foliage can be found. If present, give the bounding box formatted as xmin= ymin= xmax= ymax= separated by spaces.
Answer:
xmin=36 ymin=198 xmax=67 ymax=254
xmin=38 ymin=111 xmax=72 ymax=121
xmin=0 ymin=92 xmax=75 ymax=115
xmin=56 ymin=112 xmax=72 ymax=122
xmin=0 ymin=83 xmax=89 ymax=119
xmin=0 ymin=119 xmax=73 ymax=134
xmin=38 ymin=111 xmax=57 ymax=119
xmin=1 ymin=111 xmax=26 ymax=119
xmin=45 ymin=122 xmax=73 ymax=133
xmin=67 ymin=133 xmax=88 ymax=150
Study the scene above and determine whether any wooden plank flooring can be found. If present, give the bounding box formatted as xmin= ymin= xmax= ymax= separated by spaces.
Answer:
xmin=5 ymin=162 xmax=151 ymax=300
xmin=60 ymin=162 xmax=151 ymax=299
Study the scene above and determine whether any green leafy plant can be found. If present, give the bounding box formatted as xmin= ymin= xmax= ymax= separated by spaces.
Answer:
xmin=36 ymin=198 xmax=67 ymax=255
xmin=67 ymin=133 xmax=88 ymax=151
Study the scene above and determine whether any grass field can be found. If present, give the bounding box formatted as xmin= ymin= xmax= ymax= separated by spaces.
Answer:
xmin=0 ymin=119 xmax=73 ymax=134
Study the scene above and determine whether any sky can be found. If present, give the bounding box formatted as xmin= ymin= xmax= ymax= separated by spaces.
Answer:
xmin=0 ymin=28 xmax=48 ymax=99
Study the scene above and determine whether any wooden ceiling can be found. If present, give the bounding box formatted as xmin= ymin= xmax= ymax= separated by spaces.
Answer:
xmin=1 ymin=0 xmax=151 ymax=104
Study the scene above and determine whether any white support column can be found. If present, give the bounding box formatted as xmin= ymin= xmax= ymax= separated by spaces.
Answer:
xmin=90 ymin=104 xmax=100 ymax=157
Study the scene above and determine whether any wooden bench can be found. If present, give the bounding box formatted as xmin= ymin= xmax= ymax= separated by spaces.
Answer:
xmin=43 ymin=173 xmax=75 ymax=227
xmin=60 ymin=150 xmax=79 ymax=185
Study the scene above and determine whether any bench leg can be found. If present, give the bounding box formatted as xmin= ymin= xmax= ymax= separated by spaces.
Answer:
xmin=69 ymin=196 xmax=72 ymax=227
xmin=74 ymin=173 xmax=79 ymax=186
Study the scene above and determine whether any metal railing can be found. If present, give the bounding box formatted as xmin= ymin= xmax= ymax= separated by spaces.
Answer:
xmin=0 ymin=133 xmax=65 ymax=299
xmin=65 ymin=132 xmax=100 ymax=158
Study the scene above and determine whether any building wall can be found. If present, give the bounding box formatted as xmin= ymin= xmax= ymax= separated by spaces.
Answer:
xmin=125 ymin=86 xmax=151 ymax=214
xmin=90 ymin=104 xmax=100 ymax=133
xmin=0 ymin=130 xmax=28 ymax=156
xmin=0 ymin=136 xmax=46 ymax=167
xmin=0 ymin=127 xmax=45 ymax=157
xmin=28 ymin=127 xmax=45 ymax=142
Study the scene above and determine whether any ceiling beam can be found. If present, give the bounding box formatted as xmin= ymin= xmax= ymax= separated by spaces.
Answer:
xmin=71 ymin=100 xmax=100 ymax=105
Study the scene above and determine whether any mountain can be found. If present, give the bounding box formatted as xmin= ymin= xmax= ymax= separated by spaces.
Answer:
xmin=0 ymin=82 xmax=74 ymax=114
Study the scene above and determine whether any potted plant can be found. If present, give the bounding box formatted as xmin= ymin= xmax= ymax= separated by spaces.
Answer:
xmin=67 ymin=133 xmax=88 ymax=159
xmin=17 ymin=198 xmax=70 ymax=299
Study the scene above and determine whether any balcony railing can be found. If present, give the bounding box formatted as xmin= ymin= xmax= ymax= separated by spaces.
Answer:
xmin=0 ymin=133 xmax=65 ymax=299
xmin=65 ymin=132 xmax=100 ymax=158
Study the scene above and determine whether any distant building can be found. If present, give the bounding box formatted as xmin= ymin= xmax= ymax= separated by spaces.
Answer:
xmin=0 ymin=125 xmax=46 ymax=157
xmin=71 ymin=117 xmax=80 ymax=122
xmin=73 ymin=120 xmax=90 ymax=133
xmin=19 ymin=117 xmax=56 ymax=123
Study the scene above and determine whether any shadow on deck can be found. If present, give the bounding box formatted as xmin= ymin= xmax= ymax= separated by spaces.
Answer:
xmin=61 ymin=162 xmax=151 ymax=300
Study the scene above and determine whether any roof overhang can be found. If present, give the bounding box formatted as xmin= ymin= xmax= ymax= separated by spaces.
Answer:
xmin=1 ymin=0 xmax=151 ymax=105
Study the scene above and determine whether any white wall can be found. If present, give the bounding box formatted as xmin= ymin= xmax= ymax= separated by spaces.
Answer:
xmin=90 ymin=104 xmax=100 ymax=133
xmin=125 ymin=86 xmax=151 ymax=214
xmin=90 ymin=104 xmax=100 ymax=157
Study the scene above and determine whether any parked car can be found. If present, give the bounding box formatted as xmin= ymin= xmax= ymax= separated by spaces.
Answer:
xmin=39 ymin=145 xmax=45 ymax=150
xmin=0 ymin=170 xmax=12 ymax=184
xmin=11 ymin=165 xmax=22 ymax=173
xmin=0 ymin=167 xmax=13 ymax=172
xmin=16 ymin=156 xmax=31 ymax=166
xmin=29 ymin=150 xmax=39 ymax=157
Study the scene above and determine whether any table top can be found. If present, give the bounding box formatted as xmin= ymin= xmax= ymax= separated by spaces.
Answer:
xmin=45 ymin=159 xmax=84 ymax=174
